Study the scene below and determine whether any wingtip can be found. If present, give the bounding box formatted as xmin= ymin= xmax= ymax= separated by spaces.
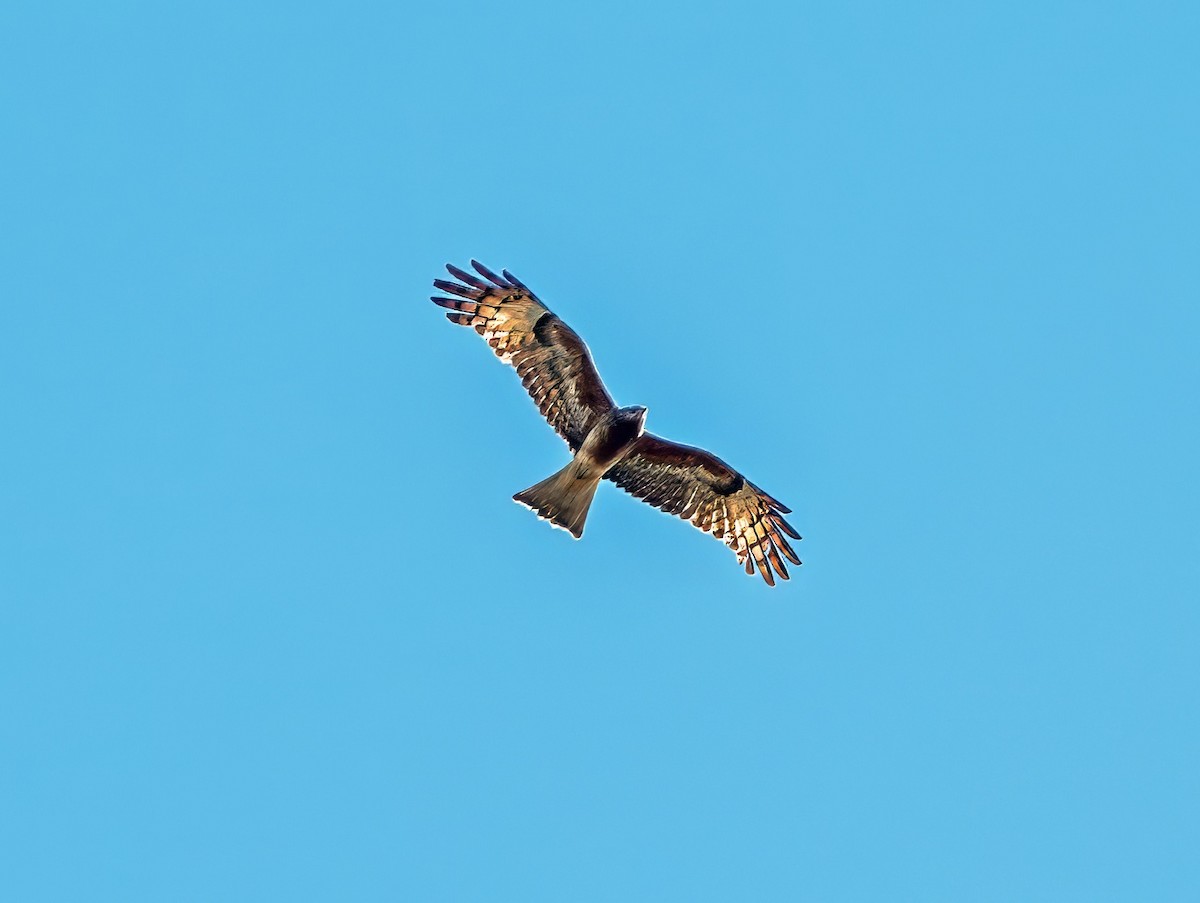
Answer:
xmin=502 ymin=268 xmax=530 ymax=292
xmin=470 ymin=259 xmax=511 ymax=288
xmin=446 ymin=262 xmax=489 ymax=289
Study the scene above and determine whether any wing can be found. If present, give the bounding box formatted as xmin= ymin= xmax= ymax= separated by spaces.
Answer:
xmin=432 ymin=261 xmax=616 ymax=451
xmin=604 ymin=433 xmax=801 ymax=586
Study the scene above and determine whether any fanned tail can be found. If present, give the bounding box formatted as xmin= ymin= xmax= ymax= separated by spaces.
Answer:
xmin=513 ymin=463 xmax=600 ymax=539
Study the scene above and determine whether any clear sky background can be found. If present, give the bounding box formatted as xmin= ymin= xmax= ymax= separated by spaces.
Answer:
xmin=2 ymin=1 xmax=1198 ymax=900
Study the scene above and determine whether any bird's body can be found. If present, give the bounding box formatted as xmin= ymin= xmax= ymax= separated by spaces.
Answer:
xmin=513 ymin=405 xmax=647 ymax=538
xmin=431 ymin=261 xmax=801 ymax=585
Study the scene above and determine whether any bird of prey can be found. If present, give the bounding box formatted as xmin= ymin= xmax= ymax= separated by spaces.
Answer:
xmin=430 ymin=261 xmax=802 ymax=585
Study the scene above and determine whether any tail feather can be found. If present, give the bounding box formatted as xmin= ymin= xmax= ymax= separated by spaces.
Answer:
xmin=513 ymin=463 xmax=600 ymax=539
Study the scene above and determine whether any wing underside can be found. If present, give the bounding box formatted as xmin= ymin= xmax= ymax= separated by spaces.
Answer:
xmin=432 ymin=261 xmax=615 ymax=451
xmin=605 ymin=433 xmax=801 ymax=585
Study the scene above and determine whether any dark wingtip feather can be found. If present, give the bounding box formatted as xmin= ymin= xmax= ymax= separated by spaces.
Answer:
xmin=445 ymin=312 xmax=474 ymax=325
xmin=778 ymin=523 xmax=802 ymax=541
xmin=470 ymin=259 xmax=511 ymax=288
xmin=432 ymin=278 xmax=479 ymax=299
xmin=776 ymin=538 xmax=802 ymax=565
xmin=749 ymin=481 xmax=790 ymax=513
xmin=770 ymin=513 xmax=802 ymax=539
xmin=446 ymin=263 xmax=489 ymax=289
xmin=767 ymin=544 xmax=790 ymax=581
xmin=502 ymin=269 xmax=529 ymax=290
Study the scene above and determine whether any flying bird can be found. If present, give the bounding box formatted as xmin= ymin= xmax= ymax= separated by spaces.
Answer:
xmin=430 ymin=261 xmax=802 ymax=585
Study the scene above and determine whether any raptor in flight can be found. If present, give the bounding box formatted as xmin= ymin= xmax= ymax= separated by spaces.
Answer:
xmin=431 ymin=261 xmax=801 ymax=585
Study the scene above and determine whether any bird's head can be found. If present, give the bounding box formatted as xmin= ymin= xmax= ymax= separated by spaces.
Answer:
xmin=619 ymin=405 xmax=648 ymax=435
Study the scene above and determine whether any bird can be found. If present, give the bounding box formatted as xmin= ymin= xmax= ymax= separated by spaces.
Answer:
xmin=430 ymin=260 xmax=802 ymax=585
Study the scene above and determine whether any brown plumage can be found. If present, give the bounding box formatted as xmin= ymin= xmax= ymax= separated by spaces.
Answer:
xmin=431 ymin=260 xmax=802 ymax=585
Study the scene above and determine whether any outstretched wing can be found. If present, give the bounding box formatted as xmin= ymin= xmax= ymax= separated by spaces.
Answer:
xmin=432 ymin=261 xmax=615 ymax=451
xmin=604 ymin=434 xmax=801 ymax=586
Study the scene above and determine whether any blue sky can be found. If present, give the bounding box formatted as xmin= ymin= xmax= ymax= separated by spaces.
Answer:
xmin=2 ymin=1 xmax=1198 ymax=899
